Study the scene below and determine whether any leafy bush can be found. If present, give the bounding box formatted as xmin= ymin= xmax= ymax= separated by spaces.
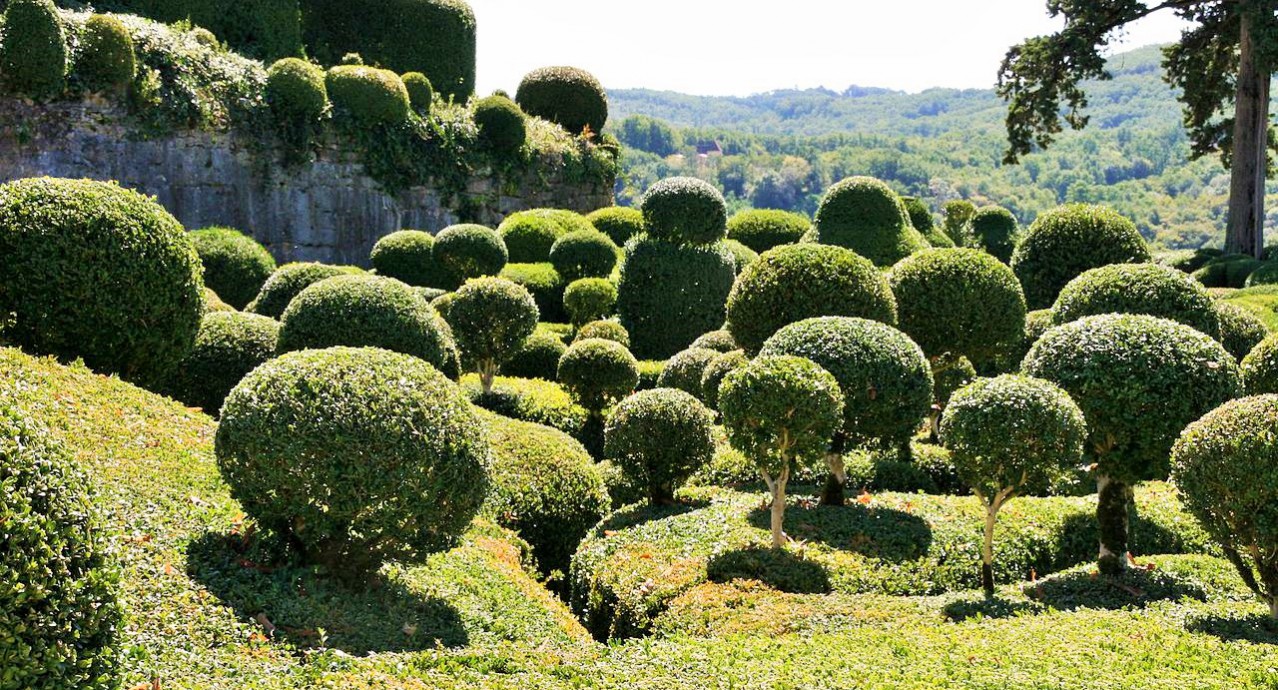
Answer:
xmin=0 ymin=0 xmax=66 ymax=98
xmin=617 ymin=235 xmax=736 ymax=359
xmin=691 ymin=329 xmax=737 ymax=353
xmin=1194 ymin=255 xmax=1265 ymax=289
xmin=888 ymin=248 xmax=1026 ymax=363
xmin=464 ymin=375 xmax=588 ymax=441
xmin=503 ymin=329 xmax=566 ymax=380
xmin=1215 ymin=300 xmax=1270 ymax=361
xmin=246 ymin=262 xmax=361 ymax=318
xmin=657 ymin=347 xmax=720 ymax=400
xmin=558 ymin=338 xmax=639 ymax=411
xmin=968 ymin=206 xmax=1020 ymax=263
xmin=640 ymin=177 xmax=728 ymax=245
xmin=265 ymin=57 xmax=327 ymax=122
xmin=1052 ymin=263 xmax=1220 ymax=339
xmin=574 ymin=319 xmax=629 ymax=347
xmin=903 ymin=197 xmax=954 ymax=248
xmin=1245 ymin=261 xmax=1278 ymax=287
xmin=76 ymin=13 xmax=136 ymax=91
xmin=370 ymin=229 xmax=447 ymax=288
xmin=636 ymin=359 xmax=665 ymax=391
xmin=1241 ymin=334 xmax=1278 ymax=395
xmin=813 ymin=176 xmax=928 ymax=267
xmin=1011 ymin=204 xmax=1152 ymax=309
xmin=515 ymin=65 xmax=608 ymax=135
xmin=433 ymin=223 xmax=508 ymax=289
xmin=0 ymin=177 xmax=203 ymax=387
xmin=474 ymin=95 xmax=526 ymax=154
xmin=325 ymin=64 xmax=410 ymax=125
xmin=605 ymin=388 xmax=717 ymax=503
xmin=942 ymin=199 xmax=976 ymax=244
xmin=499 ymin=262 xmax=566 ymax=322
xmin=216 ymin=347 xmax=490 ymax=577
xmin=700 ymin=349 xmax=748 ymax=410
xmin=726 ymin=209 xmax=810 ymax=253
xmin=587 ymin=206 xmax=645 ymax=246
xmin=563 ymin=277 xmax=617 ymax=327
xmin=402 ymin=71 xmax=433 ymax=113
xmin=444 ymin=277 xmax=539 ymax=391
xmin=0 ymin=402 xmax=121 ymax=690
xmin=99 ymin=0 xmax=303 ymax=61
xmin=189 ymin=227 xmax=277 ymax=310
xmin=202 ymin=287 xmax=234 ymax=313
xmin=163 ymin=311 xmax=279 ymax=415
xmin=499 ymin=212 xmax=566 ymax=263
xmin=726 ymin=243 xmax=897 ymax=354
xmin=723 ymin=239 xmax=759 ymax=275
xmin=550 ymin=230 xmax=619 ymax=282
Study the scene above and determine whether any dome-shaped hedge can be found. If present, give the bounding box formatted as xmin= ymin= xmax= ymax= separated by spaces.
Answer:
xmin=499 ymin=262 xmax=566 ymax=323
xmin=76 ymin=14 xmax=135 ymax=92
xmin=813 ymin=176 xmax=929 ymax=267
xmin=325 ymin=65 xmax=411 ymax=125
xmin=1216 ymin=301 xmax=1270 ymax=362
xmin=723 ymin=239 xmax=759 ymax=275
xmin=433 ymin=223 xmax=508 ymax=288
xmin=503 ymin=329 xmax=567 ymax=380
xmin=499 ymin=212 xmax=566 ymax=263
xmin=164 ymin=311 xmax=280 ymax=415
xmin=586 ymin=206 xmax=644 ymax=246
xmin=1241 ymin=334 xmax=1278 ymax=395
xmin=189 ymin=227 xmax=277 ymax=310
xmin=0 ymin=402 xmax=122 ymax=690
xmin=657 ymin=347 xmax=720 ymax=400
xmin=216 ymin=346 xmax=490 ymax=575
xmin=370 ymin=229 xmax=447 ymax=288
xmin=558 ymin=337 xmax=639 ymax=411
xmin=246 ymin=262 xmax=362 ymax=318
xmin=617 ymin=235 xmax=736 ymax=358
xmin=402 ymin=71 xmax=433 ymax=113
xmin=690 ymin=329 xmax=737 ymax=353
xmin=1011 ymin=204 xmax=1152 ymax=309
xmin=1245 ymin=261 xmax=1278 ymax=287
xmin=604 ymin=388 xmax=716 ymax=503
xmin=726 ymin=243 xmax=898 ymax=354
xmin=1051 ymin=263 xmax=1220 ymax=339
xmin=726 ymin=209 xmax=811 ymax=253
xmin=563 ymin=277 xmax=616 ymax=327
xmin=968 ymin=206 xmax=1020 ymax=263
xmin=276 ymin=274 xmax=454 ymax=371
xmin=266 ymin=57 xmax=328 ymax=125
xmin=0 ymin=177 xmax=204 ymax=387
xmin=888 ymin=248 xmax=1027 ymax=363
xmin=474 ymin=95 xmax=526 ymax=153
xmin=444 ymin=276 xmax=539 ymax=389
xmin=903 ymin=197 xmax=955 ymax=249
xmin=515 ymin=66 xmax=608 ymax=136
xmin=0 ymin=0 xmax=66 ymax=98
xmin=574 ymin=319 xmax=629 ymax=347
xmin=700 ymin=348 xmax=749 ymax=409
xmin=640 ymin=177 xmax=728 ymax=245
xmin=550 ymin=230 xmax=618 ymax=282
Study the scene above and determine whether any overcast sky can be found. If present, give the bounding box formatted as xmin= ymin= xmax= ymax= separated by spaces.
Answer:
xmin=468 ymin=0 xmax=1189 ymax=96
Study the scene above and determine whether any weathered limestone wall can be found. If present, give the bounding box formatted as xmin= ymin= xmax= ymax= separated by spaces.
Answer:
xmin=0 ymin=99 xmax=614 ymax=265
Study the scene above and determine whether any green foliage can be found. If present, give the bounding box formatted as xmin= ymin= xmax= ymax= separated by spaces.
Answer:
xmin=215 ymin=347 xmax=490 ymax=576
xmin=616 ymin=235 xmax=736 ymax=359
xmin=888 ymin=248 xmax=1027 ymax=363
xmin=163 ymin=311 xmax=279 ymax=415
xmin=1241 ymin=333 xmax=1278 ymax=395
xmin=587 ymin=206 xmax=645 ymax=246
xmin=516 ymin=65 xmax=608 ymax=136
xmin=402 ymin=71 xmax=433 ymax=113
xmin=942 ymin=200 xmax=976 ymax=243
xmin=574 ymin=319 xmax=629 ymax=348
xmin=726 ymin=209 xmax=810 ymax=253
xmin=464 ymin=375 xmax=589 ymax=441
xmin=0 ymin=402 xmax=121 ymax=690
xmin=726 ymin=243 xmax=897 ymax=354
xmin=188 ymin=227 xmax=277 ymax=310
xmin=502 ymin=329 xmax=566 ymax=381
xmin=690 ymin=329 xmax=738 ymax=353
xmin=473 ymin=94 xmax=527 ymax=154
xmin=641 ymin=177 xmax=728 ymax=245
xmin=202 ymin=286 xmax=234 ymax=314
xmin=370 ymin=229 xmax=447 ymax=288
xmin=433 ymin=223 xmax=508 ymax=289
xmin=814 ymin=176 xmax=928 ymax=267
xmin=499 ymin=262 xmax=565 ymax=323
xmin=1157 ymin=248 xmax=1222 ymax=274
xmin=557 ymin=338 xmax=639 ymax=412
xmin=1194 ymin=255 xmax=1265 ymax=289
xmin=700 ymin=349 xmax=748 ymax=410
xmin=96 ymin=0 xmax=304 ymax=61
xmin=0 ymin=177 xmax=204 ymax=387
xmin=657 ymin=347 xmax=719 ymax=400
xmin=968 ymin=206 xmax=1020 ymax=263
xmin=1215 ymin=300 xmax=1270 ymax=361
xmin=265 ymin=57 xmax=327 ymax=156
xmin=1052 ymin=263 xmax=1221 ymax=339
xmin=604 ymin=388 xmax=716 ymax=503
xmin=498 ymin=211 xmax=566 ymax=263
xmin=563 ymin=277 xmax=617 ymax=328
xmin=76 ymin=13 xmax=135 ymax=91
xmin=550 ymin=230 xmax=619 ymax=282
xmin=931 ymin=353 xmax=977 ymax=410
xmin=723 ymin=239 xmax=759 ymax=274
xmin=904 ymin=197 xmax=954 ymax=249
xmin=444 ymin=277 xmax=539 ymax=383
xmin=246 ymin=261 xmax=361 ymax=318
xmin=325 ymin=64 xmax=410 ymax=125
xmin=1246 ymin=261 xmax=1278 ymax=287
xmin=1011 ymin=204 xmax=1152 ymax=310
xmin=0 ymin=0 xmax=66 ymax=98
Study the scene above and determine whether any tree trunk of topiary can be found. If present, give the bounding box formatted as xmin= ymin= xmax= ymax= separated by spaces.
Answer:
xmin=650 ymin=481 xmax=675 ymax=506
xmin=820 ymin=452 xmax=846 ymax=506
xmin=1096 ymin=474 xmax=1132 ymax=575
xmin=767 ymin=466 xmax=791 ymax=548
xmin=1271 ymin=596 xmax=1278 ymax=621
xmin=480 ymin=360 xmax=497 ymax=394
xmin=982 ymin=505 xmax=998 ymax=595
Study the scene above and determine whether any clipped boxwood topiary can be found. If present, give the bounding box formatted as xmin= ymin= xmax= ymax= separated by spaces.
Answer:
xmin=0 ymin=177 xmax=203 ymax=387
xmin=189 ymin=227 xmax=277 ymax=310
xmin=726 ymin=243 xmax=897 ymax=354
xmin=515 ymin=65 xmax=608 ymax=136
xmin=464 ymin=374 xmax=588 ymax=441
xmin=723 ymin=239 xmax=759 ymax=275
xmin=604 ymin=388 xmax=716 ymax=503
xmin=474 ymin=94 xmax=526 ymax=154
xmin=1215 ymin=300 xmax=1270 ymax=362
xmin=246 ymin=262 xmax=361 ymax=318
xmin=574 ymin=319 xmax=629 ymax=347
xmin=75 ymin=14 xmax=135 ymax=92
xmin=558 ymin=337 xmax=639 ymax=412
xmin=563 ymin=277 xmax=616 ymax=328
xmin=164 ymin=311 xmax=279 ymax=415
xmin=726 ymin=209 xmax=810 ymax=253
xmin=503 ymin=329 xmax=567 ymax=380
xmin=370 ymin=229 xmax=448 ymax=288
xmin=203 ymin=287 xmax=235 ymax=314
xmin=1194 ymin=254 xmax=1265 ymax=289
xmin=499 ymin=211 xmax=566 ymax=263
xmin=266 ymin=57 xmax=327 ymax=124
xmin=690 ymin=329 xmax=737 ymax=353
xmin=587 ymin=206 xmax=644 ymax=246
xmin=216 ymin=346 xmax=490 ymax=577
xmin=1011 ymin=204 xmax=1152 ymax=310
xmin=444 ymin=276 xmax=539 ymax=391
xmin=640 ymin=177 xmax=728 ymax=245
xmin=1245 ymin=261 xmax=1278 ymax=287
xmin=499 ymin=262 xmax=566 ymax=323
xmin=1051 ymin=263 xmax=1220 ymax=339
xmin=0 ymin=0 xmax=66 ymax=98
xmin=888 ymin=248 xmax=1027 ymax=364
xmin=903 ymin=197 xmax=955 ymax=249
xmin=1241 ymin=333 xmax=1278 ymax=395
xmin=325 ymin=64 xmax=411 ymax=125
xmin=1171 ymin=395 xmax=1278 ymax=619
xmin=550 ymin=230 xmax=618 ymax=282
xmin=617 ymin=235 xmax=736 ymax=359
xmin=657 ymin=347 xmax=720 ymax=400
xmin=968 ymin=206 xmax=1020 ymax=263
xmin=1023 ymin=314 xmax=1241 ymax=574
xmin=700 ymin=348 xmax=748 ymax=410
xmin=433 ymin=223 xmax=508 ymax=288
xmin=813 ymin=176 xmax=928 ymax=267
xmin=402 ymin=71 xmax=433 ymax=113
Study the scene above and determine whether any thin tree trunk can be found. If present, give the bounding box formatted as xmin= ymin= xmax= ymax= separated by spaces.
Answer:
xmin=1226 ymin=9 xmax=1270 ymax=258
xmin=770 ymin=468 xmax=790 ymax=548
xmin=982 ymin=504 xmax=998 ymax=595
xmin=480 ymin=360 xmax=497 ymax=394
xmin=1096 ymin=474 xmax=1131 ymax=576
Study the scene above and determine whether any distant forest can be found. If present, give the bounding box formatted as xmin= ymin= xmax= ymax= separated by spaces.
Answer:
xmin=606 ymin=45 xmax=1278 ymax=250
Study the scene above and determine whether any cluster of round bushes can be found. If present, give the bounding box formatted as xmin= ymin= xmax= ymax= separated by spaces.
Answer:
xmin=474 ymin=94 xmax=527 ymax=153
xmin=1011 ymin=203 xmax=1152 ymax=309
xmin=813 ymin=176 xmax=928 ymax=267
xmin=516 ymin=66 xmax=608 ymax=136
xmin=189 ymin=227 xmax=278 ymax=310
xmin=726 ymin=209 xmax=810 ymax=253
xmin=586 ymin=206 xmax=644 ymax=246
xmin=902 ymin=197 xmax=955 ymax=249
xmin=164 ymin=311 xmax=280 ymax=415
xmin=247 ymin=261 xmax=362 ymax=317
xmin=657 ymin=347 xmax=720 ymax=400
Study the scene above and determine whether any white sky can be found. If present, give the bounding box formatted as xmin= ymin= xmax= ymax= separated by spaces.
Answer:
xmin=469 ymin=0 xmax=1189 ymax=97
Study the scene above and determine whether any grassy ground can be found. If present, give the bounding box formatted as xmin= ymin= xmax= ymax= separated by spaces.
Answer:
xmin=1221 ymin=285 xmax=1278 ymax=330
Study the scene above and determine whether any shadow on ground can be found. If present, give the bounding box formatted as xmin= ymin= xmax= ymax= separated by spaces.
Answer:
xmin=747 ymin=502 xmax=933 ymax=562
xmin=707 ymin=546 xmax=832 ymax=594
xmin=1187 ymin=613 xmax=1278 ymax=644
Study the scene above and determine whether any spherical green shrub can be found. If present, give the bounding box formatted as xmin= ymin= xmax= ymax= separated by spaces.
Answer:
xmin=586 ymin=206 xmax=645 ymax=246
xmin=370 ymin=229 xmax=448 ymax=288
xmin=402 ymin=71 xmax=433 ymax=113
xmin=657 ymin=347 xmax=720 ymax=400
xmin=725 ymin=243 xmax=897 ymax=354
xmin=563 ymin=277 xmax=616 ymax=328
xmin=75 ymin=14 xmax=135 ymax=91
xmin=0 ymin=402 xmax=121 ymax=690
xmin=1215 ymin=301 xmax=1270 ymax=362
xmin=690 ymin=329 xmax=737 ymax=353
xmin=1241 ymin=334 xmax=1278 ymax=395
xmin=203 ymin=287 xmax=235 ymax=314
xmin=246 ymin=262 xmax=361 ymax=318
xmin=1011 ymin=204 xmax=1152 ymax=309
xmin=164 ymin=311 xmax=279 ymax=415
xmin=189 ymin=227 xmax=277 ymax=310
xmin=499 ymin=212 xmax=566 ymax=263
xmin=931 ymin=353 xmax=977 ymax=410
xmin=216 ymin=346 xmax=490 ymax=576
xmin=444 ymin=276 xmax=539 ymax=390
xmin=604 ymin=388 xmax=716 ymax=503
xmin=968 ymin=206 xmax=1020 ymax=263
xmin=433 ymin=223 xmax=508 ymax=288
xmin=0 ymin=0 xmax=66 ymax=98
xmin=276 ymin=274 xmax=454 ymax=371
xmin=325 ymin=65 xmax=411 ymax=125
xmin=1051 ymin=263 xmax=1220 ymax=339
xmin=0 ymin=177 xmax=204 ymax=387
xmin=726 ymin=209 xmax=810 ymax=253
xmin=1171 ymin=395 xmax=1278 ymax=618
xmin=558 ymin=337 xmax=639 ymax=411
xmin=723 ymin=239 xmax=759 ymax=275
xmin=617 ymin=235 xmax=737 ymax=359
xmin=550 ymin=230 xmax=619 ymax=282
xmin=640 ymin=177 xmax=728 ymax=245
xmin=499 ymin=262 xmax=566 ymax=322
xmin=888 ymin=248 xmax=1027 ymax=363
xmin=474 ymin=95 xmax=526 ymax=153
xmin=700 ymin=348 xmax=748 ymax=410
xmin=813 ymin=176 xmax=929 ymax=267
xmin=503 ymin=329 xmax=567 ymax=380
xmin=573 ymin=319 xmax=629 ymax=347
xmin=515 ymin=66 xmax=608 ymax=136
xmin=903 ymin=197 xmax=955 ymax=249
xmin=266 ymin=57 xmax=328 ymax=123
xmin=1245 ymin=261 xmax=1278 ymax=287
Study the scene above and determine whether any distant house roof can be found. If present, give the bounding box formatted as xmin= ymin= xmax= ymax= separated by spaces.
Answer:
xmin=695 ymin=141 xmax=722 ymax=156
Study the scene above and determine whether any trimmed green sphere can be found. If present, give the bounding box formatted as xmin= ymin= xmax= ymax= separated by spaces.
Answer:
xmin=657 ymin=347 xmax=720 ymax=400
xmin=370 ymin=229 xmax=447 ymax=288
xmin=266 ymin=58 xmax=328 ymax=123
xmin=433 ymin=223 xmax=508 ymax=288
xmin=587 ymin=206 xmax=645 ymax=246
xmin=617 ymin=235 xmax=736 ymax=359
xmin=246 ymin=262 xmax=362 ymax=318
xmin=558 ymin=337 xmax=639 ymax=411
xmin=700 ymin=348 xmax=749 ymax=410
xmin=0 ymin=0 xmax=67 ymax=98
xmin=499 ymin=211 xmax=566 ymax=263
xmin=550 ymin=230 xmax=619 ymax=282
xmin=1011 ymin=204 xmax=1152 ymax=310
xmin=690 ymin=329 xmax=738 ymax=353
xmin=726 ymin=209 xmax=810 ymax=253
xmin=474 ymin=95 xmax=527 ymax=153
xmin=563 ymin=277 xmax=617 ymax=327
xmin=604 ymin=388 xmax=716 ymax=503
xmin=574 ymin=319 xmax=629 ymax=348
xmin=968 ymin=206 xmax=1020 ymax=263
xmin=1215 ymin=301 xmax=1270 ymax=362
xmin=503 ymin=329 xmax=567 ymax=380
xmin=1051 ymin=263 xmax=1220 ymax=339
xmin=325 ymin=65 xmax=411 ymax=125
xmin=499 ymin=262 xmax=565 ymax=323
xmin=444 ymin=276 xmax=540 ymax=376
xmin=402 ymin=71 xmax=434 ymax=113
xmin=1241 ymin=333 xmax=1278 ymax=395
xmin=515 ymin=65 xmax=608 ymax=136
xmin=76 ymin=14 xmax=136 ymax=91
xmin=814 ymin=176 xmax=929 ymax=267
xmin=640 ymin=177 xmax=728 ymax=245
xmin=164 ymin=311 xmax=280 ymax=416
xmin=189 ymin=227 xmax=277 ymax=310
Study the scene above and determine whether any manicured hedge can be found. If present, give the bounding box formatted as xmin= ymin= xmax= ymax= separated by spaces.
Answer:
xmin=98 ymin=0 xmax=304 ymax=60
xmin=76 ymin=13 xmax=136 ymax=91
xmin=189 ymin=227 xmax=277 ymax=310
xmin=726 ymin=209 xmax=810 ymax=253
xmin=656 ymin=347 xmax=720 ymax=400
xmin=558 ymin=337 xmax=639 ymax=412
xmin=433 ymin=223 xmax=508 ymax=288
xmin=499 ymin=212 xmax=566 ymax=263
xmin=0 ymin=0 xmax=66 ymax=98
xmin=690 ymin=329 xmax=737 ymax=353
xmin=1215 ymin=300 xmax=1270 ymax=361
xmin=474 ymin=95 xmax=526 ymax=154
xmin=402 ymin=70 xmax=433 ymax=113
xmin=325 ymin=64 xmax=411 ymax=125
xmin=499 ymin=262 xmax=566 ymax=323
xmin=1241 ymin=333 xmax=1278 ymax=395
xmin=515 ymin=65 xmax=608 ymax=136
xmin=370 ymin=229 xmax=449 ymax=288
xmin=246 ymin=262 xmax=362 ymax=318
xmin=617 ymin=236 xmax=736 ymax=359
xmin=605 ymin=388 xmax=716 ymax=504
xmin=463 ymin=375 xmax=589 ymax=442
xmin=502 ymin=329 xmax=567 ymax=380
xmin=813 ymin=176 xmax=928 ymax=267
xmin=1051 ymin=263 xmax=1220 ymax=339
xmin=163 ymin=311 xmax=280 ymax=415
xmin=640 ymin=177 xmax=728 ymax=245
xmin=587 ymin=206 xmax=645 ymax=246
xmin=550 ymin=230 xmax=619 ymax=281
xmin=266 ymin=57 xmax=327 ymax=121
xmin=563 ymin=277 xmax=616 ymax=328
xmin=1011 ymin=204 xmax=1151 ymax=309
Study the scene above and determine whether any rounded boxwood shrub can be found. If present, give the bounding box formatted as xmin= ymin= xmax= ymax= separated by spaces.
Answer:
xmin=563 ymin=277 xmax=616 ymax=327
xmin=726 ymin=209 xmax=810 ymax=253
xmin=433 ymin=223 xmax=508 ymax=288
xmin=1245 ymin=261 xmax=1278 ymax=287
xmin=604 ymin=388 xmax=716 ymax=503
xmin=216 ymin=347 xmax=490 ymax=576
xmin=276 ymin=274 xmax=454 ymax=371
xmin=813 ymin=176 xmax=929 ymax=267
xmin=726 ymin=243 xmax=897 ymax=354
xmin=1051 ymin=263 xmax=1220 ymax=339
xmin=558 ymin=337 xmax=639 ymax=412
xmin=474 ymin=95 xmax=526 ymax=153
xmin=1215 ymin=301 xmax=1270 ymax=362
xmin=402 ymin=71 xmax=433 ymax=113
xmin=1194 ymin=254 xmax=1265 ymax=289
xmin=640 ymin=177 xmax=728 ymax=245
xmin=657 ymin=347 xmax=720 ymax=400
xmin=903 ymin=197 xmax=955 ymax=249
xmin=0 ymin=177 xmax=203 ymax=387
xmin=464 ymin=375 xmax=588 ymax=442
xmin=0 ymin=0 xmax=66 ymax=98
xmin=203 ymin=287 xmax=235 ymax=314
xmin=586 ymin=206 xmax=644 ymax=246
xmin=574 ymin=319 xmax=629 ymax=347
xmin=723 ymin=239 xmax=759 ymax=275
xmin=189 ymin=227 xmax=277 ymax=310
xmin=164 ymin=311 xmax=280 ymax=415
xmin=499 ymin=212 xmax=565 ymax=263
xmin=1171 ymin=395 xmax=1278 ymax=619
xmin=550 ymin=230 xmax=619 ymax=282
xmin=0 ymin=402 xmax=122 ymax=690
xmin=499 ymin=262 xmax=566 ymax=322
xmin=266 ymin=57 xmax=328 ymax=124
xmin=246 ymin=262 xmax=361 ymax=318
xmin=700 ymin=348 xmax=748 ymax=410
xmin=444 ymin=276 xmax=539 ymax=391
xmin=503 ymin=329 xmax=567 ymax=380
xmin=1241 ymin=334 xmax=1278 ymax=395
xmin=690 ymin=329 xmax=737 ymax=353
xmin=968 ymin=206 xmax=1020 ymax=263
xmin=515 ymin=65 xmax=608 ymax=136
xmin=617 ymin=236 xmax=737 ymax=359
xmin=888 ymin=248 xmax=1027 ymax=363
xmin=75 ymin=14 xmax=135 ymax=91
xmin=1011 ymin=204 xmax=1152 ymax=309
xmin=370 ymin=229 xmax=447 ymax=288
xmin=325 ymin=65 xmax=411 ymax=125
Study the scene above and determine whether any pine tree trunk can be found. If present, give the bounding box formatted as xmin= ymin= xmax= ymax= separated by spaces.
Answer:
xmin=1096 ymin=474 xmax=1131 ymax=575
xmin=1226 ymin=9 xmax=1271 ymax=258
